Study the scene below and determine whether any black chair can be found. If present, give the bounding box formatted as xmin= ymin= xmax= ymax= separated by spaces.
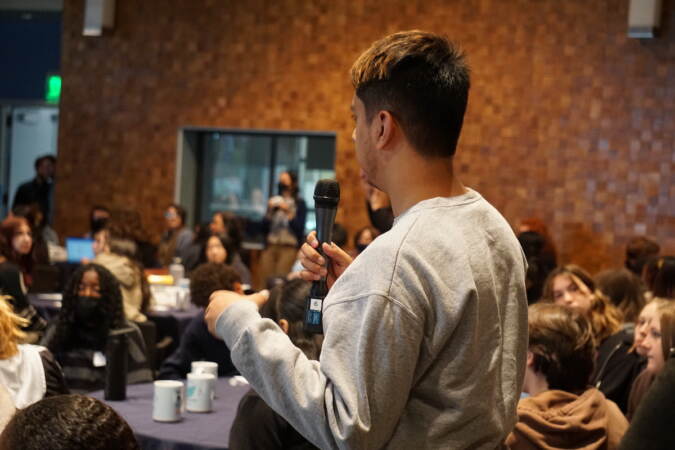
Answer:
xmin=135 ymin=320 xmax=157 ymax=378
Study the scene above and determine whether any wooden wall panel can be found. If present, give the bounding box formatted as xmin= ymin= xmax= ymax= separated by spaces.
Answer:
xmin=56 ymin=0 xmax=675 ymax=273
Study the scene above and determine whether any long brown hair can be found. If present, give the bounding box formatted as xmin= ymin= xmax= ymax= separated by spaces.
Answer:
xmin=542 ymin=265 xmax=623 ymax=343
xmin=0 ymin=216 xmax=34 ymax=275
xmin=659 ymin=301 xmax=675 ymax=362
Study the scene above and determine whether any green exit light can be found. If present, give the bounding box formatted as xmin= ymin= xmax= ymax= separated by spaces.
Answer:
xmin=45 ymin=75 xmax=61 ymax=103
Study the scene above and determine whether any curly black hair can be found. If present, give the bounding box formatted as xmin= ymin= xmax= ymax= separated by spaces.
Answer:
xmin=189 ymin=262 xmax=242 ymax=308
xmin=0 ymin=394 xmax=139 ymax=450
xmin=47 ymin=263 xmax=125 ymax=353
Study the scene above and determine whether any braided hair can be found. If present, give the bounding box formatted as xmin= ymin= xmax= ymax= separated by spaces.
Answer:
xmin=47 ymin=264 xmax=125 ymax=353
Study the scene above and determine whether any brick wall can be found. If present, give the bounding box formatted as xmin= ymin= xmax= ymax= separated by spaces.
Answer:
xmin=56 ymin=0 xmax=675 ymax=273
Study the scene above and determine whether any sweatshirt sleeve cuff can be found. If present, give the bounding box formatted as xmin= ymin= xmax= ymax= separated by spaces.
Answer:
xmin=215 ymin=300 xmax=261 ymax=349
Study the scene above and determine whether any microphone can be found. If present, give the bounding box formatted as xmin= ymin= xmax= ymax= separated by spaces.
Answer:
xmin=304 ymin=179 xmax=340 ymax=334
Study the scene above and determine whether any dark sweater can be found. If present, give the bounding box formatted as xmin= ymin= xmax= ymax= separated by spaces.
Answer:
xmin=592 ymin=327 xmax=645 ymax=413
xmin=157 ymin=313 xmax=237 ymax=380
xmin=229 ymin=389 xmax=318 ymax=450
xmin=619 ymin=356 xmax=675 ymax=450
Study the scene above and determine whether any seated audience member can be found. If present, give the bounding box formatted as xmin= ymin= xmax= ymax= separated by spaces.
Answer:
xmin=506 ymin=303 xmax=628 ymax=449
xmin=353 ymin=225 xmax=377 ymax=256
xmin=85 ymin=204 xmax=110 ymax=238
xmin=626 ymin=298 xmax=675 ymax=419
xmin=619 ymin=327 xmax=675 ymax=449
xmin=0 ymin=238 xmax=45 ymax=343
xmin=229 ymin=279 xmax=322 ymax=450
xmin=542 ymin=265 xmax=642 ymax=413
xmin=0 ymin=394 xmax=140 ymax=450
xmin=517 ymin=231 xmax=556 ymax=304
xmin=210 ymin=211 xmax=252 ymax=286
xmin=202 ymin=234 xmax=234 ymax=266
xmin=650 ymin=256 xmax=675 ymax=299
xmin=595 ymin=268 xmax=645 ymax=324
xmin=0 ymin=296 xmax=68 ymax=409
xmin=12 ymin=203 xmax=56 ymax=262
xmin=93 ymin=227 xmax=150 ymax=322
xmin=517 ymin=217 xmax=558 ymax=267
xmin=108 ymin=208 xmax=158 ymax=269
xmin=624 ymin=236 xmax=660 ymax=278
xmin=157 ymin=204 xmax=198 ymax=270
xmin=0 ymin=216 xmax=38 ymax=289
xmin=158 ymin=263 xmax=240 ymax=379
xmin=40 ymin=264 xmax=152 ymax=393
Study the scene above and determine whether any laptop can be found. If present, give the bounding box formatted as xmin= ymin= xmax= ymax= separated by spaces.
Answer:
xmin=65 ymin=237 xmax=95 ymax=263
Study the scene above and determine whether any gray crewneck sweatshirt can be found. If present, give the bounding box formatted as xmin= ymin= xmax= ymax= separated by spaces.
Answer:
xmin=216 ymin=189 xmax=528 ymax=449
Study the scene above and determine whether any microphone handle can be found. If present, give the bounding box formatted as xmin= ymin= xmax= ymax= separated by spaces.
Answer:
xmin=304 ymin=205 xmax=337 ymax=334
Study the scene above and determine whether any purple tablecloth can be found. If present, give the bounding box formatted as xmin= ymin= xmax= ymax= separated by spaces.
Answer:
xmin=90 ymin=378 xmax=250 ymax=450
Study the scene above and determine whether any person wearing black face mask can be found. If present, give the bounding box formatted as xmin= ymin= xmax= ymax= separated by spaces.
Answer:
xmin=258 ymin=171 xmax=307 ymax=287
xmin=40 ymin=264 xmax=152 ymax=393
xmin=86 ymin=205 xmax=110 ymax=238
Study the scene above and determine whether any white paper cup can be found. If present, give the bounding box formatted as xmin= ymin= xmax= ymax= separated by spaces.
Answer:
xmin=191 ymin=361 xmax=218 ymax=377
xmin=153 ymin=380 xmax=184 ymax=422
xmin=186 ymin=373 xmax=215 ymax=413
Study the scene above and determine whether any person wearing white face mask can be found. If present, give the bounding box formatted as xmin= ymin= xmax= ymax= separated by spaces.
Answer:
xmin=0 ymin=217 xmax=46 ymax=343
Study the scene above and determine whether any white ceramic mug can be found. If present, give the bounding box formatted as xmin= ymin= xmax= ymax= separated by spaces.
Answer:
xmin=191 ymin=361 xmax=218 ymax=377
xmin=152 ymin=380 xmax=184 ymax=422
xmin=186 ymin=373 xmax=215 ymax=413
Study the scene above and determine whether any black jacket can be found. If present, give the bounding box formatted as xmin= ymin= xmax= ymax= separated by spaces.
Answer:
xmin=592 ymin=326 xmax=645 ymax=413
xmin=620 ymin=354 xmax=675 ymax=449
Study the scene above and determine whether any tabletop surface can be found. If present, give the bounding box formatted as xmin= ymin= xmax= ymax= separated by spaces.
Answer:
xmin=90 ymin=378 xmax=251 ymax=450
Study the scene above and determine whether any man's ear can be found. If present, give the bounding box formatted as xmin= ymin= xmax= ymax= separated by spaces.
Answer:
xmin=279 ymin=318 xmax=289 ymax=334
xmin=526 ymin=350 xmax=535 ymax=368
xmin=373 ymin=110 xmax=397 ymax=150
xmin=233 ymin=282 xmax=244 ymax=295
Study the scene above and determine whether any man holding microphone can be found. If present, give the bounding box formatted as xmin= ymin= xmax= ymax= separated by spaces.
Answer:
xmin=206 ymin=30 xmax=528 ymax=449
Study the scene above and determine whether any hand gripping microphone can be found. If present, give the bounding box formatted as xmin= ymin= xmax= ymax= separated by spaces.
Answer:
xmin=304 ymin=179 xmax=340 ymax=334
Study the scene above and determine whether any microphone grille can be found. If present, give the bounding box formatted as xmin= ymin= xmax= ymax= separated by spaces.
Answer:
xmin=314 ymin=179 xmax=340 ymax=205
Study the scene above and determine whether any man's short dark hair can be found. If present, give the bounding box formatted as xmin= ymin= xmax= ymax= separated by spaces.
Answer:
xmin=189 ymin=262 xmax=241 ymax=307
xmin=351 ymin=30 xmax=470 ymax=158
xmin=34 ymin=154 xmax=56 ymax=171
xmin=0 ymin=394 xmax=139 ymax=450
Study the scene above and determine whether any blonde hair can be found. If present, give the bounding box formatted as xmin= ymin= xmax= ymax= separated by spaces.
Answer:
xmin=542 ymin=265 xmax=623 ymax=343
xmin=0 ymin=296 xmax=28 ymax=359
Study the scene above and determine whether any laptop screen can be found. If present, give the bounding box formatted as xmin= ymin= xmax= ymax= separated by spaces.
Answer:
xmin=65 ymin=237 xmax=94 ymax=263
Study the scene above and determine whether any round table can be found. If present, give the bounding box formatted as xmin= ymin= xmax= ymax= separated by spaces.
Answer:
xmin=90 ymin=378 xmax=250 ymax=450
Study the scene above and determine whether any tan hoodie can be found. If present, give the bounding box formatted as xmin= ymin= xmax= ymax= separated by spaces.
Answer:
xmin=506 ymin=388 xmax=628 ymax=450
xmin=94 ymin=252 xmax=147 ymax=322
